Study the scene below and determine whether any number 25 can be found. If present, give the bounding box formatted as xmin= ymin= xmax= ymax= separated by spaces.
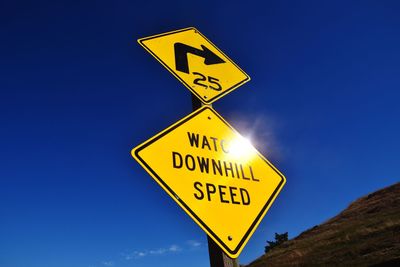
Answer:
xmin=193 ymin=72 xmax=222 ymax=91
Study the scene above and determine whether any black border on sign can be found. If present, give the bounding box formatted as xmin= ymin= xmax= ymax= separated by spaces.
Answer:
xmin=133 ymin=107 xmax=285 ymax=256
xmin=137 ymin=27 xmax=250 ymax=104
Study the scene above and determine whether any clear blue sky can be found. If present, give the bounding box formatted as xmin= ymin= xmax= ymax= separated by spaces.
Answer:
xmin=1 ymin=1 xmax=399 ymax=267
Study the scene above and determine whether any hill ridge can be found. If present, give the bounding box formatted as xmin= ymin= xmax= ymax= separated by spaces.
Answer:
xmin=245 ymin=182 xmax=400 ymax=267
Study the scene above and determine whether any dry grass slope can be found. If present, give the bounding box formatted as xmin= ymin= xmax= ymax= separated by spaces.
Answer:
xmin=246 ymin=182 xmax=400 ymax=267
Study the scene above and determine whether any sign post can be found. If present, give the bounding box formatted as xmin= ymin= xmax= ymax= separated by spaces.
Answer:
xmin=191 ymin=94 xmax=238 ymax=267
xmin=208 ymin=234 xmax=238 ymax=267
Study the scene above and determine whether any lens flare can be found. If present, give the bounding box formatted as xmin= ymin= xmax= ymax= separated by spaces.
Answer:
xmin=227 ymin=136 xmax=255 ymax=162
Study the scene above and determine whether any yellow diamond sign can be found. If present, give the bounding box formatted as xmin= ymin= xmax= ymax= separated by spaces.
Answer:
xmin=131 ymin=107 xmax=285 ymax=258
xmin=138 ymin=27 xmax=250 ymax=104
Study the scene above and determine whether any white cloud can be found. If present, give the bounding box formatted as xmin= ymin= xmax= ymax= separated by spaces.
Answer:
xmin=121 ymin=250 xmax=148 ymax=260
xmin=101 ymin=261 xmax=114 ymax=266
xmin=136 ymin=251 xmax=147 ymax=257
xmin=168 ymin=244 xmax=182 ymax=252
xmin=123 ymin=243 xmax=183 ymax=260
xmin=187 ymin=240 xmax=201 ymax=248
xmin=131 ymin=251 xmax=148 ymax=259
xmin=149 ymin=248 xmax=167 ymax=255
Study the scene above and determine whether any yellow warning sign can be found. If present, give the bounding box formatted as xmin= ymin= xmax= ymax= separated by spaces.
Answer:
xmin=131 ymin=107 xmax=285 ymax=258
xmin=138 ymin=27 xmax=250 ymax=104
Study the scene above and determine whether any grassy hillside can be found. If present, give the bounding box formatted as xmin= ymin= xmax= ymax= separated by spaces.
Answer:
xmin=245 ymin=182 xmax=400 ymax=267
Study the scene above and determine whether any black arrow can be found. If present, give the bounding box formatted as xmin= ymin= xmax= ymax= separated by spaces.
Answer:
xmin=174 ymin=42 xmax=225 ymax=74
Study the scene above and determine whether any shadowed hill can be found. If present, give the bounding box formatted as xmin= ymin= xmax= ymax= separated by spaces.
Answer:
xmin=245 ymin=182 xmax=400 ymax=267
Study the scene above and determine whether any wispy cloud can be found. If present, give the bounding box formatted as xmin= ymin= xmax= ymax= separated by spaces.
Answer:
xmin=149 ymin=248 xmax=166 ymax=255
xmin=187 ymin=240 xmax=202 ymax=249
xmin=98 ymin=241 xmax=202 ymax=267
xmin=168 ymin=244 xmax=182 ymax=252
xmin=123 ymin=243 xmax=190 ymax=260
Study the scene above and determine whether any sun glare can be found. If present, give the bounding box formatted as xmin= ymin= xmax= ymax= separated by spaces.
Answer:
xmin=228 ymin=136 xmax=255 ymax=162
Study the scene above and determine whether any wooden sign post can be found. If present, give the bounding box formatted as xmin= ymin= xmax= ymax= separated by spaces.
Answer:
xmin=192 ymin=94 xmax=238 ymax=267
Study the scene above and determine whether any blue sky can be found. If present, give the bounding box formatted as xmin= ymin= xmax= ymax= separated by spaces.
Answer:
xmin=1 ymin=1 xmax=400 ymax=266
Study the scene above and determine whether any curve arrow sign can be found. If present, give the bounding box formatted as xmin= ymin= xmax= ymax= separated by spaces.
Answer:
xmin=174 ymin=42 xmax=225 ymax=74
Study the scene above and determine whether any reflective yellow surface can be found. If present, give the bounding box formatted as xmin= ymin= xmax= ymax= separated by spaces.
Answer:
xmin=138 ymin=27 xmax=250 ymax=104
xmin=132 ymin=107 xmax=285 ymax=258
